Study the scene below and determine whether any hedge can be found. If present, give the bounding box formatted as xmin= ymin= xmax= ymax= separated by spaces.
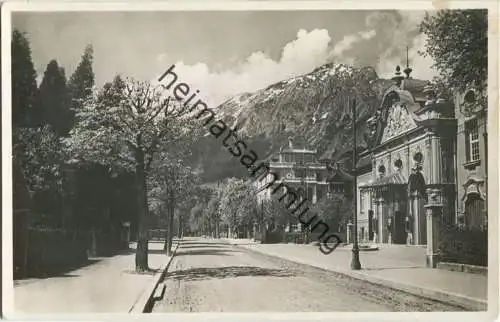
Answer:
xmin=438 ymin=225 xmax=488 ymax=267
xmin=263 ymin=230 xmax=283 ymax=244
xmin=23 ymin=228 xmax=90 ymax=276
xmin=15 ymin=228 xmax=126 ymax=277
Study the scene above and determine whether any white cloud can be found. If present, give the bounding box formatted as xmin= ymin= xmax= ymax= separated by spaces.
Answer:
xmin=360 ymin=29 xmax=376 ymax=40
xmin=155 ymin=29 xmax=333 ymax=106
xmin=369 ymin=10 xmax=438 ymax=79
xmin=330 ymin=29 xmax=376 ymax=57
xmin=154 ymin=11 xmax=438 ymax=107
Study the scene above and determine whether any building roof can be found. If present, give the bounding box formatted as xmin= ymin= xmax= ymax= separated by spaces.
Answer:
xmin=401 ymin=78 xmax=429 ymax=104
xmin=364 ymin=171 xmax=407 ymax=187
xmin=356 ymin=154 xmax=372 ymax=170
xmin=326 ymin=166 xmax=354 ymax=182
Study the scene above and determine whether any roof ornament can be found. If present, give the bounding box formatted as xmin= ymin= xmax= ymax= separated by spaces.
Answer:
xmin=392 ymin=65 xmax=404 ymax=86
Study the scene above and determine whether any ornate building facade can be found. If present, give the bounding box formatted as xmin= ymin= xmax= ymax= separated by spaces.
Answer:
xmin=355 ymin=65 xmax=458 ymax=267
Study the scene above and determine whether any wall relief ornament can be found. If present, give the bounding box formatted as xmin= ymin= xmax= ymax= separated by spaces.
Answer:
xmin=461 ymin=176 xmax=487 ymax=201
xmin=381 ymin=103 xmax=417 ymax=143
xmin=460 ymin=88 xmax=486 ymax=118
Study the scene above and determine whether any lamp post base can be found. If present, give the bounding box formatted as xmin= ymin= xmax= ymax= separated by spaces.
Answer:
xmin=351 ymin=248 xmax=361 ymax=270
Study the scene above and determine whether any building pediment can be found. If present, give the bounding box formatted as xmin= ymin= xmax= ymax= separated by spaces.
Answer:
xmin=366 ymin=86 xmax=423 ymax=148
xmin=380 ymin=102 xmax=418 ymax=143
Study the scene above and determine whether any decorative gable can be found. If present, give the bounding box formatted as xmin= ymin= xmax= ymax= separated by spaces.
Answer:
xmin=380 ymin=102 xmax=417 ymax=143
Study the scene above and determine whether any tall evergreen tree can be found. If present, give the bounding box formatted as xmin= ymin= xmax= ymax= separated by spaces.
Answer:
xmin=37 ymin=60 xmax=71 ymax=136
xmin=67 ymin=44 xmax=95 ymax=127
xmin=11 ymin=29 xmax=38 ymax=127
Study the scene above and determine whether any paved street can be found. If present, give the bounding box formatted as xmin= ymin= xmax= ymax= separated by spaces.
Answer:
xmin=153 ymin=238 xmax=465 ymax=312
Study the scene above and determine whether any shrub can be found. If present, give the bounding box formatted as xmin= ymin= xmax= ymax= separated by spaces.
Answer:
xmin=438 ymin=225 xmax=487 ymax=267
xmin=264 ymin=230 xmax=283 ymax=244
xmin=23 ymin=228 xmax=89 ymax=276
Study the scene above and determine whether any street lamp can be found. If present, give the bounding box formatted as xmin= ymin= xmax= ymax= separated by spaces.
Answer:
xmin=350 ymin=96 xmax=362 ymax=270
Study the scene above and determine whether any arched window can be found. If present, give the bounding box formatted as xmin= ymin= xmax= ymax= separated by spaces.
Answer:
xmin=465 ymin=194 xmax=485 ymax=230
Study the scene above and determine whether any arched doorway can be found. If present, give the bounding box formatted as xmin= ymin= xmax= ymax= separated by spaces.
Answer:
xmin=408 ymin=171 xmax=427 ymax=245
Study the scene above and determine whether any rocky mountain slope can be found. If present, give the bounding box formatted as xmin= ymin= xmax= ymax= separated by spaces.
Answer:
xmin=190 ymin=62 xmax=395 ymax=183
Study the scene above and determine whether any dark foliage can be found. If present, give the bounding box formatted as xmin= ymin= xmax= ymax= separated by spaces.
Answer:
xmin=438 ymin=225 xmax=488 ymax=267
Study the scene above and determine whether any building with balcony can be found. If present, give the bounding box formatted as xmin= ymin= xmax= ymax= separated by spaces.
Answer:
xmin=255 ymin=138 xmax=352 ymax=232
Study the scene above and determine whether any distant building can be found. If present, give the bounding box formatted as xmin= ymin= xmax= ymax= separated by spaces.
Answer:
xmin=255 ymin=137 xmax=351 ymax=232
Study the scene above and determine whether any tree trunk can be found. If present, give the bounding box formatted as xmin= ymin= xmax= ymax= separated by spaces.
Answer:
xmin=164 ymin=202 xmax=171 ymax=253
xmin=177 ymin=213 xmax=183 ymax=240
xmin=166 ymin=200 xmax=175 ymax=256
xmin=134 ymin=152 xmax=149 ymax=272
xmin=304 ymin=228 xmax=311 ymax=244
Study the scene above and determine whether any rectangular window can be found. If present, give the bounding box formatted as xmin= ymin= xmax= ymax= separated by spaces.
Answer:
xmin=360 ymin=192 xmax=365 ymax=212
xmin=465 ymin=119 xmax=480 ymax=162
xmin=296 ymin=154 xmax=304 ymax=164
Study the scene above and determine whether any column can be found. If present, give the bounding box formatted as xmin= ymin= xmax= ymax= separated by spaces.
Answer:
xmin=378 ymin=198 xmax=385 ymax=243
xmin=347 ymin=223 xmax=352 ymax=243
xmin=425 ymin=187 xmax=444 ymax=268
xmin=373 ymin=199 xmax=380 ymax=243
xmin=312 ymin=185 xmax=317 ymax=204
xmin=411 ymin=195 xmax=419 ymax=245
xmin=432 ymin=136 xmax=443 ymax=184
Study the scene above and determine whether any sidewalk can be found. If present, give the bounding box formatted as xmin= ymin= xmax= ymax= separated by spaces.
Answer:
xmin=227 ymin=239 xmax=488 ymax=311
xmin=13 ymin=241 xmax=176 ymax=314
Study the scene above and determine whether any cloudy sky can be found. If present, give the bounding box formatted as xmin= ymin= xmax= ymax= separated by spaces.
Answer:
xmin=13 ymin=10 xmax=437 ymax=106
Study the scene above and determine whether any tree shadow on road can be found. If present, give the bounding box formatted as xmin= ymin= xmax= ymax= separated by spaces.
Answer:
xmin=15 ymin=259 xmax=102 ymax=280
xmin=179 ymin=242 xmax=229 ymax=247
xmin=179 ymin=244 xmax=228 ymax=249
xmin=167 ymin=266 xmax=295 ymax=281
xmin=174 ymin=249 xmax=242 ymax=257
xmin=363 ymin=266 xmax=423 ymax=271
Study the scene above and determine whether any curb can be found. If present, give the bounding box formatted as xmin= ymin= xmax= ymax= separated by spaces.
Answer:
xmin=235 ymin=244 xmax=487 ymax=311
xmin=129 ymin=241 xmax=181 ymax=313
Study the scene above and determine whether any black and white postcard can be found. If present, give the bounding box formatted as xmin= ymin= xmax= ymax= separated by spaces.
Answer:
xmin=2 ymin=1 xmax=498 ymax=321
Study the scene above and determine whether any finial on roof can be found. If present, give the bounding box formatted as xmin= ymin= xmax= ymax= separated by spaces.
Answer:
xmin=403 ymin=46 xmax=413 ymax=79
xmin=392 ymin=65 xmax=404 ymax=86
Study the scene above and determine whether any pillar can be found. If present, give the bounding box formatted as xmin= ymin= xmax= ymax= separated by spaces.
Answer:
xmin=425 ymin=187 xmax=444 ymax=268
xmin=378 ymin=198 xmax=385 ymax=243
xmin=347 ymin=223 xmax=353 ymax=243
xmin=312 ymin=185 xmax=317 ymax=204
xmin=373 ymin=200 xmax=379 ymax=243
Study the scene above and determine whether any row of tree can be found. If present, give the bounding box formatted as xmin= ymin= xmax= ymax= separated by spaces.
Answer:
xmin=12 ymin=29 xmax=100 ymax=231
xmin=12 ymin=28 xmax=204 ymax=272
xmin=183 ymin=177 xmax=352 ymax=242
